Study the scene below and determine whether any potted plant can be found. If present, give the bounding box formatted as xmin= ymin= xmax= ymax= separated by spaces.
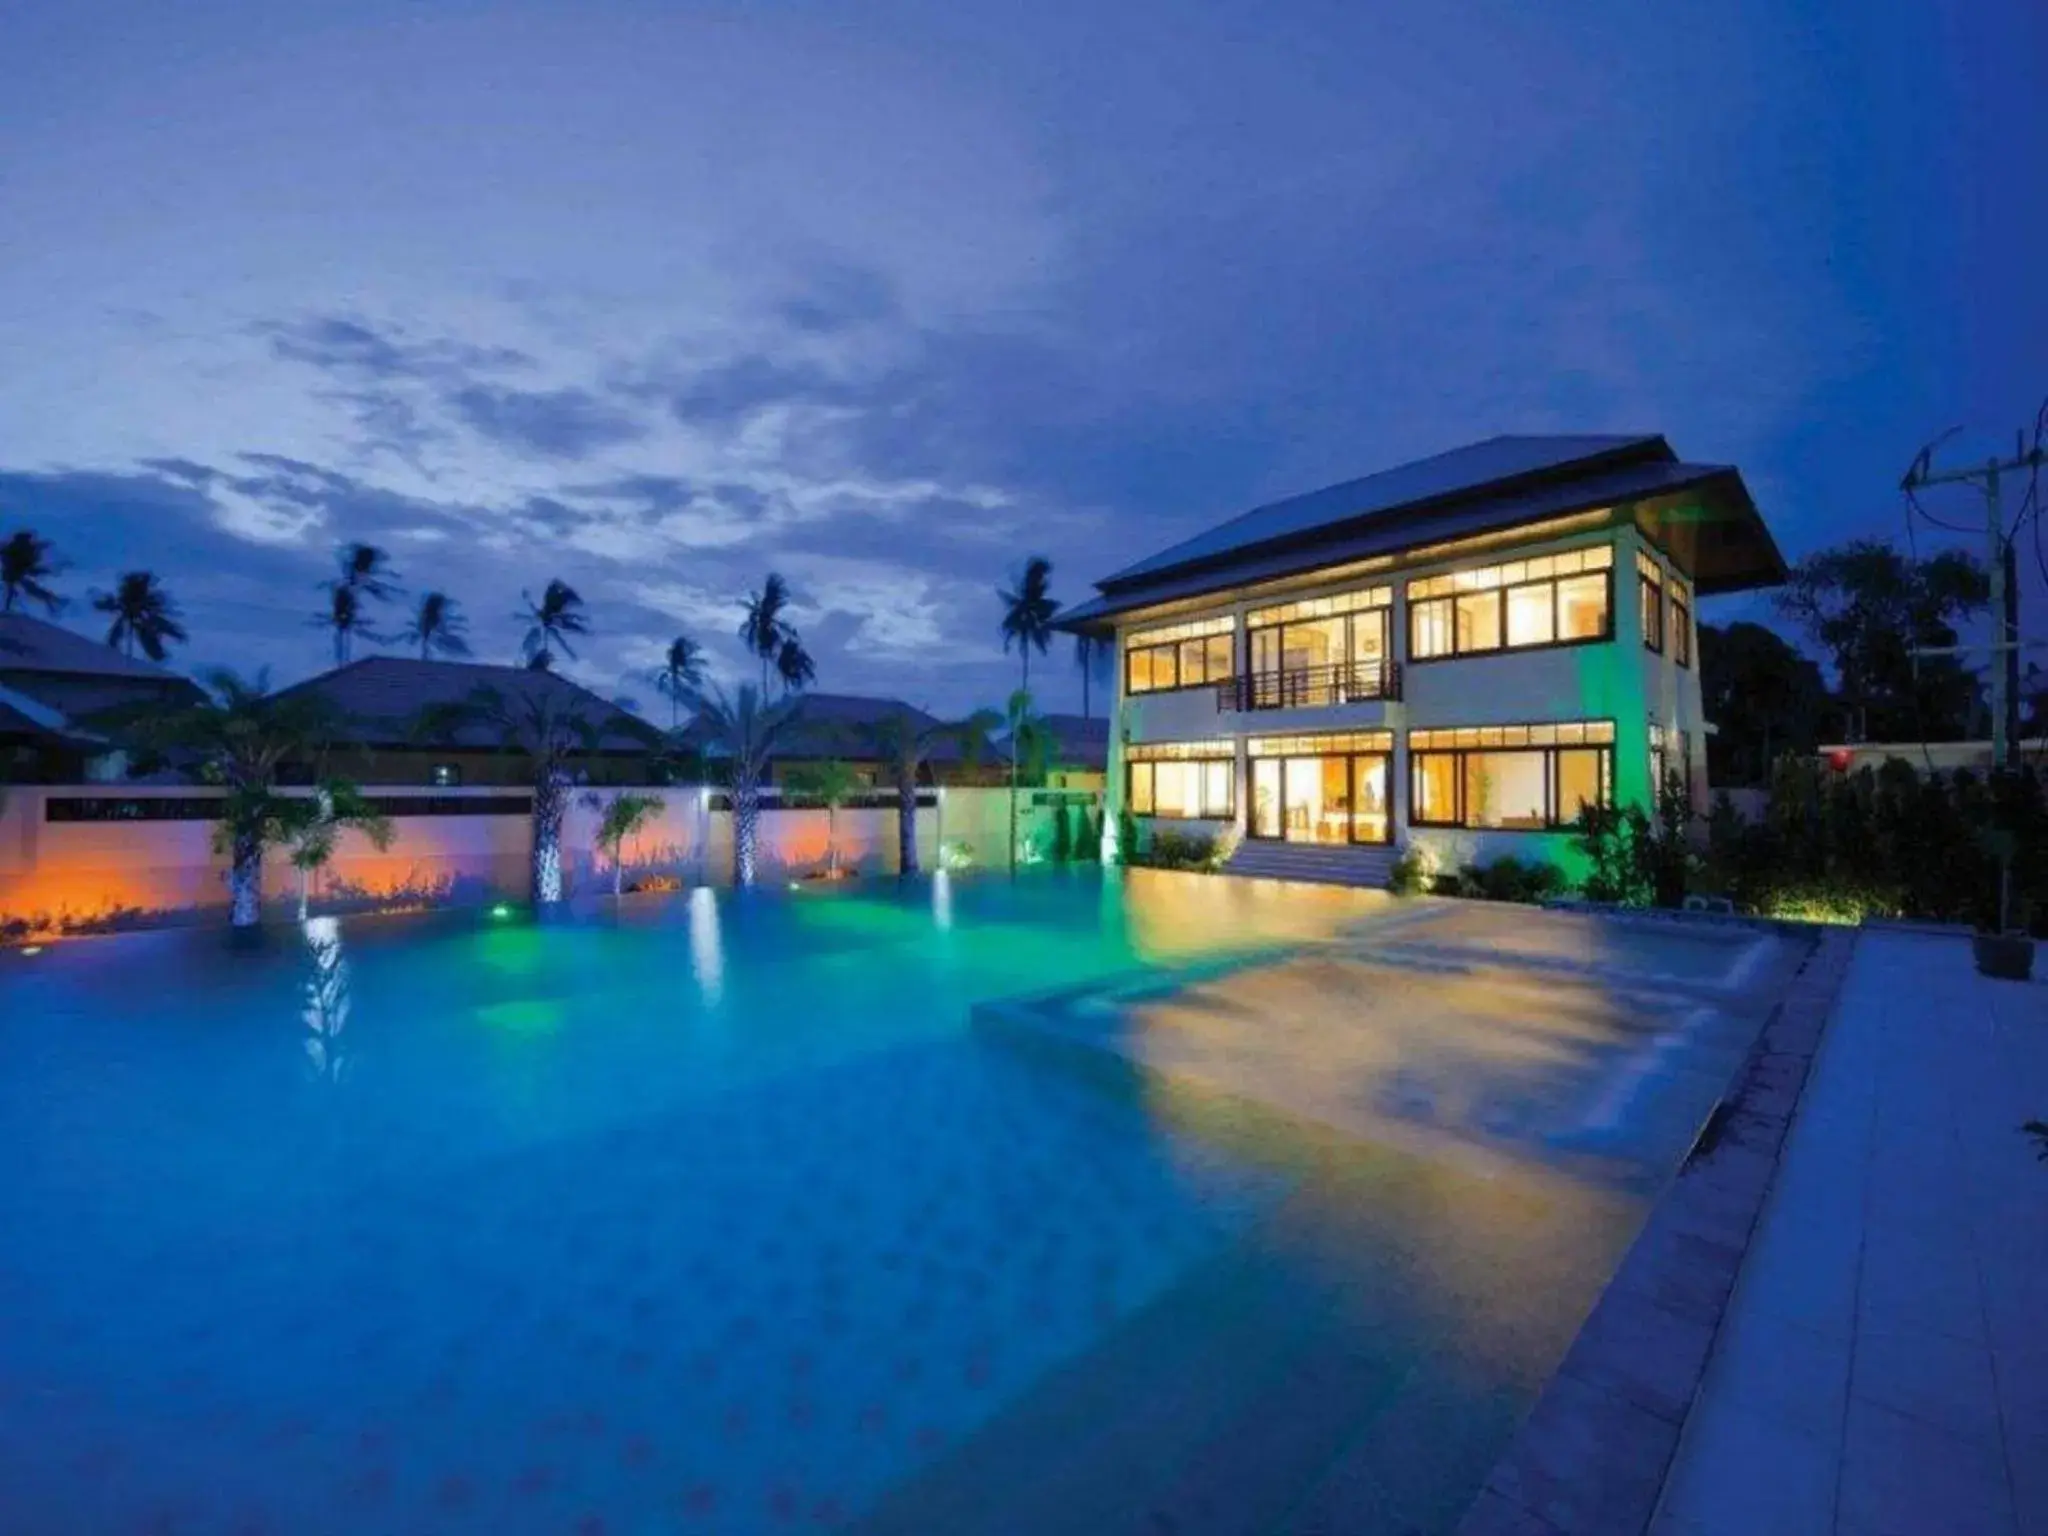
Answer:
xmin=1972 ymin=829 xmax=2035 ymax=982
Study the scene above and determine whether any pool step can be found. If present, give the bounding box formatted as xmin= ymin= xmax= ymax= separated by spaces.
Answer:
xmin=1222 ymin=840 xmax=1401 ymax=889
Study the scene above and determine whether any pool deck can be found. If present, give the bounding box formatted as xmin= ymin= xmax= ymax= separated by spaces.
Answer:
xmin=1649 ymin=931 xmax=2048 ymax=1536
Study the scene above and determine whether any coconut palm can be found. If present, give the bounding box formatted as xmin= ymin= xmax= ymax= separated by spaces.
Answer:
xmin=315 ymin=582 xmax=381 ymax=665
xmin=872 ymin=706 xmax=1000 ymax=875
xmin=687 ymin=684 xmax=803 ymax=887
xmin=783 ymin=759 xmax=863 ymax=878
xmin=283 ymin=779 xmax=395 ymax=919
xmin=518 ymin=579 xmax=589 ymax=669
xmin=1075 ymin=632 xmax=1110 ymax=719
xmin=998 ymin=557 xmax=1059 ymax=870
xmin=652 ymin=635 xmax=707 ymax=729
xmin=92 ymin=571 xmax=188 ymax=661
xmin=88 ymin=670 xmax=350 ymax=927
xmin=739 ymin=574 xmax=795 ymax=693
xmin=335 ymin=542 xmax=402 ymax=604
xmin=774 ymin=634 xmax=817 ymax=696
xmin=582 ymin=790 xmax=667 ymax=896
xmin=399 ymin=591 xmax=471 ymax=661
xmin=1 ymin=530 xmax=64 ymax=615
xmin=414 ymin=681 xmax=639 ymax=905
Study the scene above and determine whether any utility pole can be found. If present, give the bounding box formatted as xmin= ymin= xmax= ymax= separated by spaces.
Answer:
xmin=1901 ymin=429 xmax=2047 ymax=770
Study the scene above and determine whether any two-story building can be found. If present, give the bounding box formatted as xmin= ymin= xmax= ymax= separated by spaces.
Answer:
xmin=1056 ymin=434 xmax=1786 ymax=883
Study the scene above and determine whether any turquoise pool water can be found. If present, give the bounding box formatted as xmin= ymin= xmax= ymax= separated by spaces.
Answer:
xmin=0 ymin=872 xmax=1676 ymax=1534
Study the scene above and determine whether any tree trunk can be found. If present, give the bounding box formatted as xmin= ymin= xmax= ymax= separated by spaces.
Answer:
xmin=613 ymin=838 xmax=625 ymax=897
xmin=298 ymin=865 xmax=310 ymax=922
xmin=228 ymin=830 xmax=264 ymax=928
xmin=898 ymin=775 xmax=919 ymax=874
xmin=734 ymin=781 xmax=759 ymax=887
xmin=826 ymin=804 xmax=838 ymax=876
xmin=531 ymin=766 xmax=569 ymax=904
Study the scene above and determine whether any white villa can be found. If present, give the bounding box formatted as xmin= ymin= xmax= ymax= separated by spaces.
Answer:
xmin=1057 ymin=434 xmax=1787 ymax=883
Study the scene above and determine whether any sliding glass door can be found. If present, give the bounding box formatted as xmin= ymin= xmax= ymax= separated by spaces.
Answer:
xmin=1245 ymin=732 xmax=1394 ymax=845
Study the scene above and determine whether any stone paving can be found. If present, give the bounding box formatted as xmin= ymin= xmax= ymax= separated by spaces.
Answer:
xmin=1653 ymin=932 xmax=2048 ymax=1536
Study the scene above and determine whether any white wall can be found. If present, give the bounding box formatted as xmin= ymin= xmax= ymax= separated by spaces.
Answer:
xmin=0 ymin=784 xmax=1099 ymax=934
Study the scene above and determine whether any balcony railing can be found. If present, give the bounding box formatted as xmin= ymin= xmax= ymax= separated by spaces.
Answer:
xmin=1215 ymin=660 xmax=1402 ymax=712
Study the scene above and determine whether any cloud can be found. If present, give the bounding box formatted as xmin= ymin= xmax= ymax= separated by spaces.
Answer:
xmin=258 ymin=315 xmax=532 ymax=385
xmin=444 ymin=384 xmax=648 ymax=460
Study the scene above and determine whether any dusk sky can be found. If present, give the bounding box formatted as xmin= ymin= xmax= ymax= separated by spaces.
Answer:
xmin=3 ymin=0 xmax=2042 ymax=718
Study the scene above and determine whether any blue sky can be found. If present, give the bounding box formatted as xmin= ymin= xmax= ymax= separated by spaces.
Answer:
xmin=2 ymin=0 xmax=2042 ymax=716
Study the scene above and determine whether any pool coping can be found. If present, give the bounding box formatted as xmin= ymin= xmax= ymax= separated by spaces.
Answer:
xmin=1455 ymin=925 xmax=1859 ymax=1536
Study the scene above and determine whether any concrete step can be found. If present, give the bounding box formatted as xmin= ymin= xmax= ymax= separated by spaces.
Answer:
xmin=1222 ymin=841 xmax=1400 ymax=889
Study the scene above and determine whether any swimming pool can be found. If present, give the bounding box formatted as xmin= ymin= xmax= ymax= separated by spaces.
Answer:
xmin=0 ymin=872 xmax=1793 ymax=1533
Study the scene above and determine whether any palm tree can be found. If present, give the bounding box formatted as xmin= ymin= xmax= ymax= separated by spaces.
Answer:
xmin=775 ymin=634 xmax=817 ymax=696
xmin=399 ymin=591 xmax=471 ymax=661
xmin=784 ymin=759 xmax=862 ymax=877
xmin=92 ymin=571 xmax=188 ymax=660
xmin=88 ymin=670 xmax=350 ymax=927
xmin=1 ymin=530 xmax=64 ymax=615
xmin=998 ymin=556 xmax=1060 ymax=870
xmin=413 ymin=681 xmax=641 ymax=905
xmin=652 ymin=635 xmax=707 ymax=729
xmin=583 ymin=790 xmax=667 ymax=895
xmin=687 ymin=684 xmax=803 ymax=886
xmin=739 ymin=574 xmax=795 ymax=694
xmin=518 ymin=579 xmax=589 ymax=670
xmin=872 ymin=706 xmax=1000 ymax=875
xmin=1075 ymin=632 xmax=1110 ymax=719
xmin=1005 ymin=688 xmax=1057 ymax=863
xmin=335 ymin=542 xmax=401 ymax=604
xmin=283 ymin=780 xmax=395 ymax=919
xmin=315 ymin=583 xmax=380 ymax=665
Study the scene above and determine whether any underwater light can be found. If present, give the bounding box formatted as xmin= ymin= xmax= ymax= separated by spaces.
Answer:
xmin=19 ymin=945 xmax=43 ymax=957
xmin=490 ymin=903 xmax=513 ymax=920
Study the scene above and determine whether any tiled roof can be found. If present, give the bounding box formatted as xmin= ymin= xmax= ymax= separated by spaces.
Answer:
xmin=0 ymin=613 xmax=193 ymax=680
xmin=272 ymin=657 xmax=656 ymax=752
xmin=678 ymin=692 xmax=984 ymax=762
xmin=1008 ymin=712 xmax=1108 ymax=769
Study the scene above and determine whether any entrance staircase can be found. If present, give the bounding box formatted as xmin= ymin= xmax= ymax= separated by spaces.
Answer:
xmin=1221 ymin=840 xmax=1401 ymax=889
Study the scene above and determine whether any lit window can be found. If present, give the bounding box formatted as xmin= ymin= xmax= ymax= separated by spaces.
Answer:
xmin=1505 ymin=583 xmax=1555 ymax=647
xmin=1455 ymin=591 xmax=1501 ymax=652
xmin=1557 ymin=574 xmax=1609 ymax=640
xmin=1671 ymin=595 xmax=1692 ymax=667
xmin=1125 ymin=615 xmax=1234 ymax=695
xmin=1408 ymin=720 xmax=1613 ymax=829
xmin=1405 ymin=545 xmax=1612 ymax=660
xmin=1130 ymin=762 xmax=1155 ymax=814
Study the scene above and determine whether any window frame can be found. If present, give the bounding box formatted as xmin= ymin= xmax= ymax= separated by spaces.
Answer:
xmin=1124 ymin=619 xmax=1236 ymax=697
xmin=1406 ymin=565 xmax=1614 ymax=664
xmin=1670 ymin=592 xmax=1692 ymax=668
xmin=1407 ymin=724 xmax=1616 ymax=831
xmin=1243 ymin=606 xmax=1393 ymax=708
xmin=1126 ymin=750 xmax=1235 ymax=820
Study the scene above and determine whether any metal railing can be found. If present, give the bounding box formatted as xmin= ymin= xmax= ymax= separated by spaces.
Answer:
xmin=1215 ymin=660 xmax=1402 ymax=712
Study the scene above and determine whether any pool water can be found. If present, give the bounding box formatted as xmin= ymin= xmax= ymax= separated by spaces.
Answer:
xmin=0 ymin=872 xmax=1718 ymax=1534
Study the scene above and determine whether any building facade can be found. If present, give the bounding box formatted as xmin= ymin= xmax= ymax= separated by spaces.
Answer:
xmin=1058 ymin=435 xmax=1786 ymax=878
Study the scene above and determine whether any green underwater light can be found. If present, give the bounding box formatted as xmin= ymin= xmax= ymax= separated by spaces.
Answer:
xmin=490 ymin=903 xmax=513 ymax=920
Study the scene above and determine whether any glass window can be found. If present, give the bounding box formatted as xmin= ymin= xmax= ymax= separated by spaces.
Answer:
xmin=1641 ymin=577 xmax=1664 ymax=652
xmin=1154 ymin=762 xmax=1194 ymax=817
xmin=1411 ymin=598 xmax=1453 ymax=659
xmin=1455 ymin=591 xmax=1501 ymax=652
xmin=1413 ymin=752 xmax=1460 ymax=824
xmin=1251 ymin=759 xmax=1282 ymax=837
xmin=1129 ymin=762 xmax=1155 ymax=814
xmin=1465 ymin=751 xmax=1547 ymax=829
xmin=1556 ymin=749 xmax=1602 ymax=822
xmin=1204 ymin=632 xmax=1235 ymax=681
xmin=1671 ymin=597 xmax=1692 ymax=667
xmin=1350 ymin=609 xmax=1388 ymax=665
xmin=1178 ymin=638 xmax=1208 ymax=686
xmin=1203 ymin=759 xmax=1234 ymax=816
xmin=1505 ymin=583 xmax=1555 ymax=647
xmin=1557 ymin=573 xmax=1609 ymax=640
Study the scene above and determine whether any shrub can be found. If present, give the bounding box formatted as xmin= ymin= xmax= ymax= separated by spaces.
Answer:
xmin=1458 ymin=856 xmax=1566 ymax=905
xmin=1133 ymin=829 xmax=1217 ymax=870
xmin=1389 ymin=843 xmax=1439 ymax=896
xmin=939 ymin=838 xmax=975 ymax=871
xmin=1049 ymin=803 xmax=1073 ymax=863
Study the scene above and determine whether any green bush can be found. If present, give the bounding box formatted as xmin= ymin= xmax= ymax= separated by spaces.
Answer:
xmin=1132 ymin=829 xmax=1218 ymax=871
xmin=1575 ymin=771 xmax=1693 ymax=908
xmin=1703 ymin=757 xmax=2045 ymax=932
xmin=1457 ymin=856 xmax=1566 ymax=905
xmin=1049 ymin=803 xmax=1073 ymax=862
xmin=1388 ymin=844 xmax=1438 ymax=896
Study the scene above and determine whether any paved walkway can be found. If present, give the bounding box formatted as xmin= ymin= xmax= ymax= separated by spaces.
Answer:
xmin=1653 ymin=932 xmax=2048 ymax=1536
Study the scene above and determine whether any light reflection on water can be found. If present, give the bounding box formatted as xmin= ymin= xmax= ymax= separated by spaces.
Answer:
xmin=0 ymin=871 xmax=1721 ymax=1534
